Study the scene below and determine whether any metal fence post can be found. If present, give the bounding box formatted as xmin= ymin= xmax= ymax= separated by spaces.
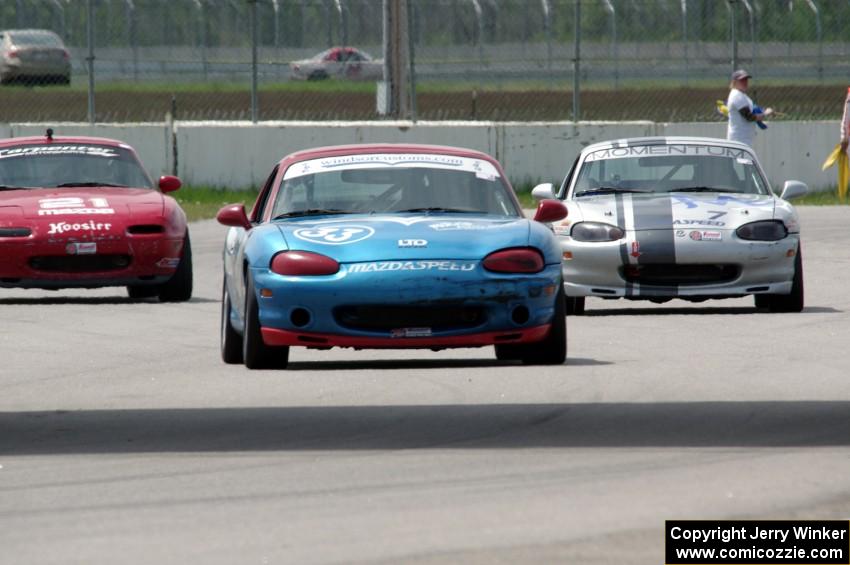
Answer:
xmin=573 ymin=0 xmax=581 ymax=122
xmin=125 ymin=0 xmax=137 ymax=82
xmin=193 ymin=0 xmax=208 ymax=81
xmin=408 ymin=0 xmax=417 ymax=121
xmin=50 ymin=0 xmax=66 ymax=42
xmin=727 ymin=0 xmax=738 ymax=73
xmin=272 ymin=0 xmax=280 ymax=48
xmin=87 ymin=0 xmax=95 ymax=124
xmin=541 ymin=0 xmax=552 ymax=82
xmin=250 ymin=0 xmax=258 ymax=123
xmin=382 ymin=0 xmax=411 ymax=119
xmin=325 ymin=0 xmax=333 ymax=47
xmin=603 ymin=0 xmax=617 ymax=89
xmin=471 ymin=0 xmax=484 ymax=69
xmin=681 ymin=0 xmax=688 ymax=86
xmin=16 ymin=0 xmax=25 ymax=28
xmin=335 ymin=0 xmax=348 ymax=46
xmin=804 ymin=0 xmax=823 ymax=82
xmin=741 ymin=0 xmax=755 ymax=79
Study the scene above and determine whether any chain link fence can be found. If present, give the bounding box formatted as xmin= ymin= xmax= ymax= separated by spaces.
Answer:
xmin=1 ymin=0 xmax=849 ymax=123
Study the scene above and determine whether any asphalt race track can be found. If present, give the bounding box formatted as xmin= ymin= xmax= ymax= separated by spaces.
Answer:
xmin=2 ymin=207 xmax=849 ymax=564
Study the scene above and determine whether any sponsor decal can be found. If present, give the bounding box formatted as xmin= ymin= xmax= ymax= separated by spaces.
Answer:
xmin=428 ymin=221 xmax=502 ymax=231
xmin=283 ymin=153 xmax=501 ymax=181
xmin=391 ymin=327 xmax=433 ymax=338
xmin=348 ymin=260 xmax=477 ymax=273
xmin=38 ymin=197 xmax=114 ymax=216
xmin=584 ymin=144 xmax=750 ymax=162
xmin=689 ymin=230 xmax=722 ymax=241
xmin=65 ymin=242 xmax=97 ymax=255
xmin=48 ymin=221 xmax=112 ymax=235
xmin=156 ymin=257 xmax=181 ymax=268
xmin=672 ymin=194 xmax=771 ymax=210
xmin=293 ymin=225 xmax=375 ymax=245
xmin=673 ymin=219 xmax=726 ymax=227
xmin=630 ymin=241 xmax=641 ymax=258
xmin=0 ymin=145 xmax=119 ymax=160
xmin=398 ymin=239 xmax=427 ymax=248
xmin=676 ymin=229 xmax=687 ymax=237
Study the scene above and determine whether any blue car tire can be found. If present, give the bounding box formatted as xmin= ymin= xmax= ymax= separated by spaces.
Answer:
xmin=495 ymin=284 xmax=567 ymax=365
xmin=221 ymin=280 xmax=244 ymax=364
xmin=243 ymin=272 xmax=290 ymax=369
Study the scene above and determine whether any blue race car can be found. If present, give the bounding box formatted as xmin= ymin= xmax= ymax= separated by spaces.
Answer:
xmin=216 ymin=143 xmax=569 ymax=369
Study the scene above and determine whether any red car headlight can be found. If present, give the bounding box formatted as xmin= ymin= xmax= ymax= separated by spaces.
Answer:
xmin=482 ymin=247 xmax=545 ymax=274
xmin=270 ymin=251 xmax=339 ymax=276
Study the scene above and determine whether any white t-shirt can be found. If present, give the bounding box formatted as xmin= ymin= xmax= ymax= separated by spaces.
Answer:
xmin=726 ymin=88 xmax=755 ymax=147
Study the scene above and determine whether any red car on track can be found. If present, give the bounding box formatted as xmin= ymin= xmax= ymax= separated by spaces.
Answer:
xmin=0 ymin=131 xmax=192 ymax=300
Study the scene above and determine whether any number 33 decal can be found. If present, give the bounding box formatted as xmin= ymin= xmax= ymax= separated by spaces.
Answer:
xmin=293 ymin=225 xmax=375 ymax=245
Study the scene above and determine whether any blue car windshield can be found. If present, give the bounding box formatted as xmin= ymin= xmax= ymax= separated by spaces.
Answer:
xmin=272 ymin=162 xmax=520 ymax=217
xmin=572 ymin=144 xmax=771 ymax=197
xmin=0 ymin=144 xmax=153 ymax=189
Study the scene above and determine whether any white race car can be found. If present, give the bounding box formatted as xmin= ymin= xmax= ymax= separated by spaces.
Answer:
xmin=289 ymin=47 xmax=382 ymax=81
xmin=534 ymin=136 xmax=807 ymax=314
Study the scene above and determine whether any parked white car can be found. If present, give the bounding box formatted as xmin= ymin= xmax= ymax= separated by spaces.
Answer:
xmin=0 ymin=29 xmax=71 ymax=85
xmin=289 ymin=47 xmax=382 ymax=81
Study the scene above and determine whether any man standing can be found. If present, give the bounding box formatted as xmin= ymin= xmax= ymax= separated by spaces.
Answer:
xmin=726 ymin=69 xmax=772 ymax=147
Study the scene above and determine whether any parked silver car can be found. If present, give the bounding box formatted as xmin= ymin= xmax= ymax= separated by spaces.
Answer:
xmin=289 ymin=47 xmax=382 ymax=81
xmin=0 ymin=29 xmax=71 ymax=85
xmin=534 ymin=136 xmax=807 ymax=314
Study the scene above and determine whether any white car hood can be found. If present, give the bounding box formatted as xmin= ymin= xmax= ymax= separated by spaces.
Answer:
xmin=565 ymin=192 xmax=778 ymax=231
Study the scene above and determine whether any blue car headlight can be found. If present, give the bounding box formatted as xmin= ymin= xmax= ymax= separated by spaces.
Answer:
xmin=736 ymin=220 xmax=788 ymax=241
xmin=570 ymin=222 xmax=624 ymax=242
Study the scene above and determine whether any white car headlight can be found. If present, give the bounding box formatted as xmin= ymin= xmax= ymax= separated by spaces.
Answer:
xmin=570 ymin=221 xmax=624 ymax=242
xmin=736 ymin=220 xmax=788 ymax=241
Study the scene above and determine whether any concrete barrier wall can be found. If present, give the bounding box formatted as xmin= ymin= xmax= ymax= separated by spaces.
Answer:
xmin=2 ymin=121 xmax=842 ymax=192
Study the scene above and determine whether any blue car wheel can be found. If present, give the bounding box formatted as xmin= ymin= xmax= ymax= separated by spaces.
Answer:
xmin=221 ymin=280 xmax=243 ymax=365
xmin=495 ymin=284 xmax=567 ymax=365
xmin=243 ymin=272 xmax=290 ymax=370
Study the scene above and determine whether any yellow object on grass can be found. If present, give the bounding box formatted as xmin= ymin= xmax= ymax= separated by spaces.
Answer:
xmin=822 ymin=144 xmax=849 ymax=201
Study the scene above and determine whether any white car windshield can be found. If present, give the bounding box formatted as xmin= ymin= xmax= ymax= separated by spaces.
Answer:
xmin=271 ymin=153 xmax=518 ymax=218
xmin=572 ymin=144 xmax=770 ymax=197
xmin=0 ymin=144 xmax=153 ymax=189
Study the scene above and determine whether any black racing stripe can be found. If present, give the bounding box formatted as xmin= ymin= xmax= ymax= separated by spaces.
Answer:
xmin=631 ymin=194 xmax=678 ymax=297
xmin=615 ymin=193 xmax=634 ymax=297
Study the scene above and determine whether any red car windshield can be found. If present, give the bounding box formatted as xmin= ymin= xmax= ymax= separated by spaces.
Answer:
xmin=0 ymin=144 xmax=153 ymax=189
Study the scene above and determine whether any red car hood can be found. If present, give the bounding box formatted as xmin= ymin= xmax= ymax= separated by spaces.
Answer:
xmin=0 ymin=187 xmax=164 ymax=219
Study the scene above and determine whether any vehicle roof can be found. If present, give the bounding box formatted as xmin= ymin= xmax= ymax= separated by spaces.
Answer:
xmin=580 ymin=136 xmax=754 ymax=154
xmin=0 ymin=135 xmax=131 ymax=149
xmin=1 ymin=28 xmax=62 ymax=36
xmin=277 ymin=143 xmax=503 ymax=167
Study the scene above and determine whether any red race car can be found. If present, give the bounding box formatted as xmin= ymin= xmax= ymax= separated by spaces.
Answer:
xmin=0 ymin=130 xmax=192 ymax=301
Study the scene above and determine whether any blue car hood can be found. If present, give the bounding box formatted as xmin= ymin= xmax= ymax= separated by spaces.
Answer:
xmin=275 ymin=214 xmax=530 ymax=262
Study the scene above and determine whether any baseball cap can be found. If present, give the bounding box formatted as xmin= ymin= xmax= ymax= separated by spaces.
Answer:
xmin=731 ymin=69 xmax=752 ymax=81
